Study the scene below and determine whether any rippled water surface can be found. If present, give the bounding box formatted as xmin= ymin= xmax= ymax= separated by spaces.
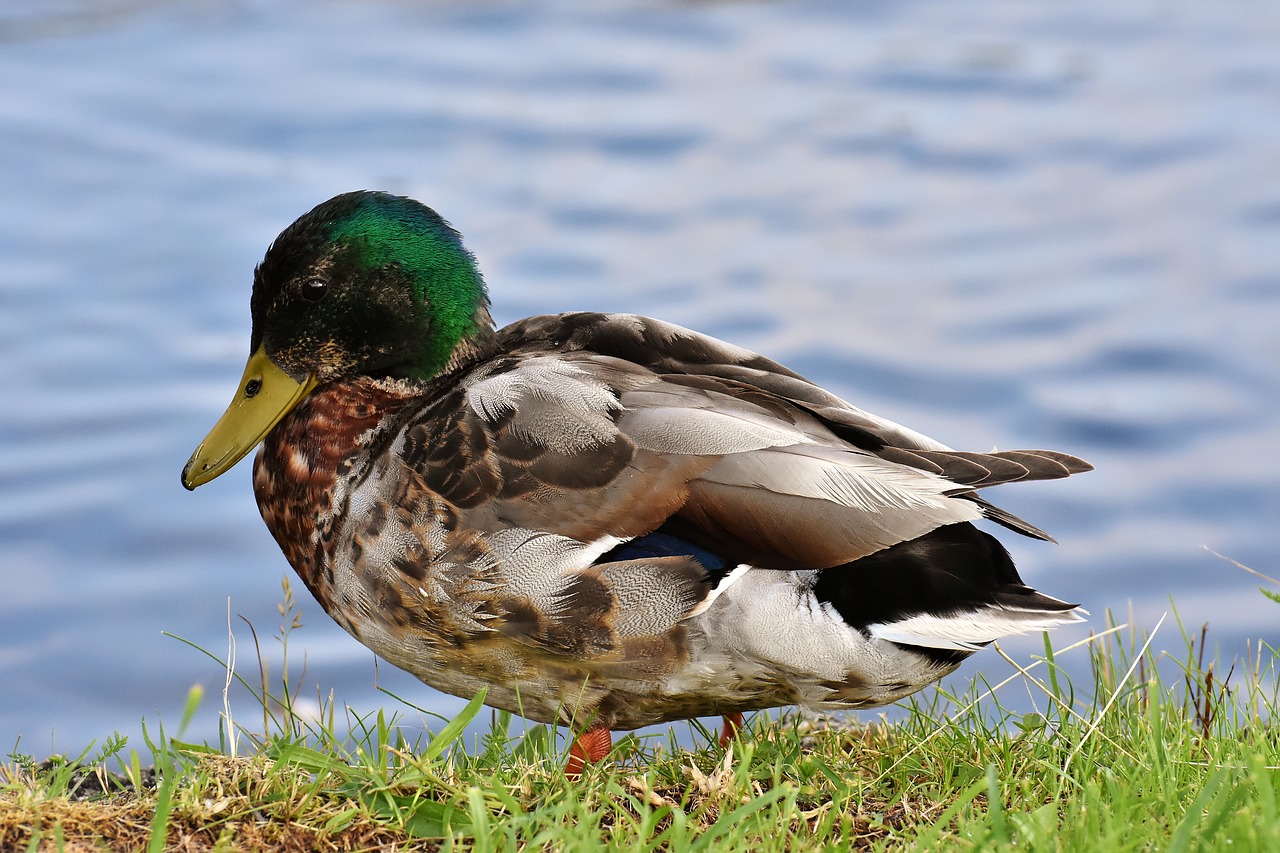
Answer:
xmin=3 ymin=0 xmax=1278 ymax=753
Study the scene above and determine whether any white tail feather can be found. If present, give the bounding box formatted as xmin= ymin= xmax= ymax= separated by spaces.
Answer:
xmin=868 ymin=606 xmax=1088 ymax=651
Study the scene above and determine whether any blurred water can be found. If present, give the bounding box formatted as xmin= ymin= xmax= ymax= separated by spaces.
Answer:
xmin=2 ymin=0 xmax=1278 ymax=755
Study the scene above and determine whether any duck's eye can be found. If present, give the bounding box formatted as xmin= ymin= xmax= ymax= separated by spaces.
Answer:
xmin=301 ymin=278 xmax=328 ymax=302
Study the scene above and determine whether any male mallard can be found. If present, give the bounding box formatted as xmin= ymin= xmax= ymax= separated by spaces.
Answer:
xmin=183 ymin=191 xmax=1090 ymax=775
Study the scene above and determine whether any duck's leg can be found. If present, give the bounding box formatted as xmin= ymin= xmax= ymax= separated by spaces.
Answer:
xmin=719 ymin=712 xmax=744 ymax=748
xmin=565 ymin=724 xmax=613 ymax=778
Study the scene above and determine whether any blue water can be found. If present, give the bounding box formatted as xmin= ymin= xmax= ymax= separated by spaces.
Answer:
xmin=2 ymin=0 xmax=1278 ymax=756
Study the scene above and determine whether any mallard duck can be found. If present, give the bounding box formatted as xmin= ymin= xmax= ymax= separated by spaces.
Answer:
xmin=183 ymin=191 xmax=1090 ymax=775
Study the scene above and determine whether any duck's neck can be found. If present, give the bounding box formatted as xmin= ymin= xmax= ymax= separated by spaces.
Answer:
xmin=393 ymin=303 xmax=498 ymax=382
xmin=435 ymin=305 xmax=499 ymax=377
xmin=253 ymin=377 xmax=418 ymax=607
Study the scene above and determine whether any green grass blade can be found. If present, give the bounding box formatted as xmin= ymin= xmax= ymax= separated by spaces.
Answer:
xmin=422 ymin=689 xmax=487 ymax=762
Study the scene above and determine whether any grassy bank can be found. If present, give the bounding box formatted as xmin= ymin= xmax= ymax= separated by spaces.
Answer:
xmin=3 ymin=591 xmax=1277 ymax=851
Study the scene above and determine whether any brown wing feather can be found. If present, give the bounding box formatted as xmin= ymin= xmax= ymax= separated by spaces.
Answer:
xmin=422 ymin=313 xmax=1090 ymax=570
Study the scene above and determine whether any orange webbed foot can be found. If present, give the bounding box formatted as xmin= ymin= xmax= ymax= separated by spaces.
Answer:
xmin=719 ymin=711 xmax=744 ymax=749
xmin=565 ymin=725 xmax=613 ymax=779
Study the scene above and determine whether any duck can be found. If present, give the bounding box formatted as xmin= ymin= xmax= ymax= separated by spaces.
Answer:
xmin=183 ymin=190 xmax=1091 ymax=776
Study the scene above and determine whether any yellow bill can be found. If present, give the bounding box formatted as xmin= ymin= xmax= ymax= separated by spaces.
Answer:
xmin=182 ymin=345 xmax=317 ymax=490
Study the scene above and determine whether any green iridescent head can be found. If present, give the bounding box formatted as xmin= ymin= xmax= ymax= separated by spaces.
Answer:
xmin=251 ymin=190 xmax=493 ymax=383
xmin=182 ymin=191 xmax=493 ymax=490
